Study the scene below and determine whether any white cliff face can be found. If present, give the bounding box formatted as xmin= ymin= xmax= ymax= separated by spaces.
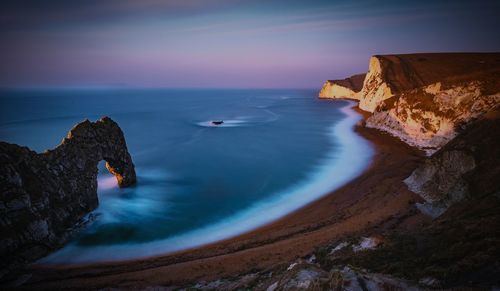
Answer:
xmin=318 ymin=74 xmax=365 ymax=100
xmin=366 ymin=81 xmax=500 ymax=155
xmin=404 ymin=150 xmax=476 ymax=217
xmin=318 ymin=81 xmax=360 ymax=100
xmin=358 ymin=56 xmax=395 ymax=112
xmin=320 ymin=53 xmax=500 ymax=154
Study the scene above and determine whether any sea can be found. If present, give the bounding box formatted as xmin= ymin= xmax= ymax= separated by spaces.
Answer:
xmin=0 ymin=88 xmax=373 ymax=263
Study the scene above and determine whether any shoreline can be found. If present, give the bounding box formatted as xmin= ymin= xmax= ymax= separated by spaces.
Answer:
xmin=38 ymin=100 xmax=373 ymax=264
xmin=23 ymin=101 xmax=427 ymax=289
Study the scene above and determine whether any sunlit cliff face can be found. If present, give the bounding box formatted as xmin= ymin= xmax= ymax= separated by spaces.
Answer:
xmin=106 ymin=161 xmax=134 ymax=187
xmin=318 ymin=81 xmax=360 ymax=100
xmin=367 ymin=81 xmax=500 ymax=154
xmin=359 ymin=57 xmax=394 ymax=112
xmin=319 ymin=52 xmax=500 ymax=155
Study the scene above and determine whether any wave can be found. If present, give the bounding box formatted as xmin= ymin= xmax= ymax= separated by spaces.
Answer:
xmin=196 ymin=119 xmax=248 ymax=128
xmin=38 ymin=101 xmax=373 ymax=264
xmin=195 ymin=109 xmax=279 ymax=128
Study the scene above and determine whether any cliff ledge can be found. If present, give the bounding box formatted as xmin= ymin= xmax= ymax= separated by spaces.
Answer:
xmin=318 ymin=73 xmax=366 ymax=100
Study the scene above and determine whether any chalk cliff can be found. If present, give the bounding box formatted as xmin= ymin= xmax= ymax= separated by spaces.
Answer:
xmin=318 ymin=73 xmax=365 ymax=100
xmin=366 ymin=79 xmax=500 ymax=154
xmin=0 ymin=117 xmax=135 ymax=277
xmin=320 ymin=53 xmax=500 ymax=154
xmin=404 ymin=108 xmax=500 ymax=217
xmin=320 ymin=53 xmax=500 ymax=217
xmin=313 ymin=56 xmax=500 ymax=287
xmin=358 ymin=53 xmax=500 ymax=112
xmin=354 ymin=53 xmax=500 ymax=224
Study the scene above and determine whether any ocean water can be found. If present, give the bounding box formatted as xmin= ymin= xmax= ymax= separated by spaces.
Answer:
xmin=0 ymin=88 xmax=373 ymax=263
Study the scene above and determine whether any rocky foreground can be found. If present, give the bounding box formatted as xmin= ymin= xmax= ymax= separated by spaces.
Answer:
xmin=0 ymin=117 xmax=136 ymax=281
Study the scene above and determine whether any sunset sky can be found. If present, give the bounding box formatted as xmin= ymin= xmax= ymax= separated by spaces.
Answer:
xmin=1 ymin=0 xmax=499 ymax=88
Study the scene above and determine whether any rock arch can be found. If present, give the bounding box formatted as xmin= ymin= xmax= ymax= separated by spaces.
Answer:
xmin=57 ymin=116 xmax=136 ymax=187
xmin=0 ymin=117 xmax=136 ymax=277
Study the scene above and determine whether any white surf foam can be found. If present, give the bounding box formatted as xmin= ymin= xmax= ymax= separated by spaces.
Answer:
xmin=196 ymin=119 xmax=248 ymax=127
xmin=38 ymin=101 xmax=373 ymax=264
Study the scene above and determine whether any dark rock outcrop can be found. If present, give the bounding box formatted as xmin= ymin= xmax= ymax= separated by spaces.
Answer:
xmin=404 ymin=107 xmax=500 ymax=217
xmin=326 ymin=113 xmax=500 ymax=287
xmin=0 ymin=117 xmax=136 ymax=278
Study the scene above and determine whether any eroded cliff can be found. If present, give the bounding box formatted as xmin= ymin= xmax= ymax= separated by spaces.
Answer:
xmin=359 ymin=53 xmax=500 ymax=112
xmin=0 ymin=117 xmax=136 ymax=278
xmin=319 ymin=53 xmax=500 ymax=220
xmin=318 ymin=73 xmax=365 ymax=100
xmin=366 ymin=79 xmax=500 ymax=154
xmin=404 ymin=108 xmax=500 ymax=217
xmin=318 ymin=53 xmax=500 ymax=154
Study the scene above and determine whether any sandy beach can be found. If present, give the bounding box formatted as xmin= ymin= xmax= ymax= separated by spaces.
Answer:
xmin=20 ymin=105 xmax=428 ymax=289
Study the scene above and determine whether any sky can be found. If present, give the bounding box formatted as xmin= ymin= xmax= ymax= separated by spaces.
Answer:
xmin=1 ymin=0 xmax=499 ymax=88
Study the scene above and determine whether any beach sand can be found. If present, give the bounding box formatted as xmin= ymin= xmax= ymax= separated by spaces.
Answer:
xmin=23 ymin=106 xmax=428 ymax=289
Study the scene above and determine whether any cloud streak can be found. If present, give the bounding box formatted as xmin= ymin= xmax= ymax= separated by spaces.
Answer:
xmin=1 ymin=0 xmax=499 ymax=88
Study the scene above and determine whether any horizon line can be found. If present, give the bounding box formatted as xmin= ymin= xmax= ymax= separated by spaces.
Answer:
xmin=0 ymin=85 xmax=319 ymax=91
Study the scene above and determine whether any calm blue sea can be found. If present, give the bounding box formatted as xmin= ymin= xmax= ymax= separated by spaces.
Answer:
xmin=0 ymin=88 xmax=372 ymax=263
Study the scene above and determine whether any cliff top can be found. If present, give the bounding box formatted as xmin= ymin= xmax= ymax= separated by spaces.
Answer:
xmin=371 ymin=52 xmax=500 ymax=94
xmin=327 ymin=73 xmax=366 ymax=92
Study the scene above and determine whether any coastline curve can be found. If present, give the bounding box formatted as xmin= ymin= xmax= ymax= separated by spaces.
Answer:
xmin=39 ymin=100 xmax=374 ymax=264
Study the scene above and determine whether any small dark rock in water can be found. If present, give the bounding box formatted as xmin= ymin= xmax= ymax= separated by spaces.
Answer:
xmin=211 ymin=120 xmax=224 ymax=125
xmin=0 ymin=117 xmax=136 ymax=280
